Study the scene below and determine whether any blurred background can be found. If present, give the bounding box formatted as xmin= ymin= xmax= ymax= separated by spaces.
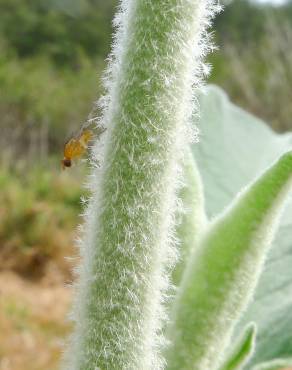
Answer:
xmin=0 ymin=0 xmax=292 ymax=369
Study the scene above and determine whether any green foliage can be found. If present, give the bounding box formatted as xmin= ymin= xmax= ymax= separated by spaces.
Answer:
xmin=0 ymin=164 xmax=86 ymax=276
xmin=219 ymin=323 xmax=256 ymax=370
xmin=209 ymin=0 xmax=292 ymax=132
xmin=193 ymin=85 xmax=292 ymax=367
xmin=0 ymin=54 xmax=101 ymax=154
xmin=214 ymin=0 xmax=266 ymax=45
xmin=0 ymin=0 xmax=116 ymax=65
xmin=166 ymin=147 xmax=292 ymax=370
xmin=1 ymin=0 xmax=292 ymax=163
xmin=0 ymin=0 xmax=117 ymax=160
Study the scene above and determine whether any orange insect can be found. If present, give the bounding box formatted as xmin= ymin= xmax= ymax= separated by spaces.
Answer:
xmin=61 ymin=128 xmax=93 ymax=169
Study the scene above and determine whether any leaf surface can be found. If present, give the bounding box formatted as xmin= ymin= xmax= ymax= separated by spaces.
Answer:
xmin=193 ymin=85 xmax=292 ymax=366
xmin=219 ymin=323 xmax=256 ymax=370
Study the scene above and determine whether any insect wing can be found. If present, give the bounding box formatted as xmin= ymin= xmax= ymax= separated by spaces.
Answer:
xmin=64 ymin=137 xmax=84 ymax=160
xmin=79 ymin=129 xmax=93 ymax=148
xmin=63 ymin=129 xmax=93 ymax=160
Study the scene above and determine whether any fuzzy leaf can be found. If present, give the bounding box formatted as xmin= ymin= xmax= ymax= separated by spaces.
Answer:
xmin=166 ymin=147 xmax=292 ymax=370
xmin=219 ymin=322 xmax=257 ymax=370
xmin=193 ymin=85 xmax=292 ymax=366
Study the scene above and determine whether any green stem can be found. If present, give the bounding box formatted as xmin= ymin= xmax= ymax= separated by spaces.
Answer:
xmin=63 ymin=1 xmax=216 ymax=369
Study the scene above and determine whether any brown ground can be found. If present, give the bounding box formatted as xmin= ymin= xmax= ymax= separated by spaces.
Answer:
xmin=0 ymin=265 xmax=72 ymax=370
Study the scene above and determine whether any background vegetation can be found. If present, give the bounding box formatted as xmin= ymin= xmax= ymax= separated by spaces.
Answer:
xmin=1 ymin=0 xmax=292 ymax=369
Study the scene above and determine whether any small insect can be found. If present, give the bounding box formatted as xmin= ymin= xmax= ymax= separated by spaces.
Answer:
xmin=61 ymin=128 xmax=94 ymax=169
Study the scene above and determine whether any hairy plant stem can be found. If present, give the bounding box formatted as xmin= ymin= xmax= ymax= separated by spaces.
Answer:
xmin=63 ymin=1 xmax=215 ymax=369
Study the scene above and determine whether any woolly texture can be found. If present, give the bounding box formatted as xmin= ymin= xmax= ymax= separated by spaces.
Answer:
xmin=165 ymin=152 xmax=292 ymax=370
xmin=62 ymin=0 xmax=217 ymax=369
